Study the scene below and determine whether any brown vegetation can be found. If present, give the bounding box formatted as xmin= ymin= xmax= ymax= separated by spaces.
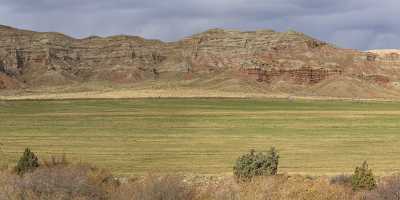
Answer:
xmin=0 ymin=149 xmax=398 ymax=199
xmin=1 ymin=156 xmax=400 ymax=200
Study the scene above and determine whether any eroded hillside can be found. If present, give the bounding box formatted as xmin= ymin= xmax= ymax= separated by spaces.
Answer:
xmin=1 ymin=25 xmax=400 ymax=98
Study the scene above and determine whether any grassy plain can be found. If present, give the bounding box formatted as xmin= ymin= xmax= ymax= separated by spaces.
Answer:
xmin=1 ymin=98 xmax=400 ymax=176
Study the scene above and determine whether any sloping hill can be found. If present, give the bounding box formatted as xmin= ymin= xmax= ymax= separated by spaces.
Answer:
xmin=1 ymin=25 xmax=400 ymax=99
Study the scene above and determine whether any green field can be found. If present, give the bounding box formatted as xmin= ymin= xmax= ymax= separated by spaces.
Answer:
xmin=1 ymin=98 xmax=400 ymax=176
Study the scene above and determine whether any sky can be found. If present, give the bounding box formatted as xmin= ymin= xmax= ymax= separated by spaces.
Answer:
xmin=0 ymin=0 xmax=398 ymax=50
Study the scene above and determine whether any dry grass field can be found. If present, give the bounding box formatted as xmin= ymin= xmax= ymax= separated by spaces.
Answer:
xmin=1 ymin=98 xmax=400 ymax=176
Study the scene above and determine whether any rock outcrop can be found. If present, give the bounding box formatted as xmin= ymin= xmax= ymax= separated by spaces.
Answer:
xmin=0 ymin=25 xmax=400 ymax=98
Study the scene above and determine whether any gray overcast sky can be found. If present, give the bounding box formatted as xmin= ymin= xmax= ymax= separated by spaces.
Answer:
xmin=0 ymin=0 xmax=398 ymax=50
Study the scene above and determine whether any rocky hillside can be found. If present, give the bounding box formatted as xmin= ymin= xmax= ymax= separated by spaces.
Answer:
xmin=1 ymin=25 xmax=400 ymax=98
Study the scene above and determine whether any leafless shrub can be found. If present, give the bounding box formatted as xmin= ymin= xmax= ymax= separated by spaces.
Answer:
xmin=193 ymin=174 xmax=357 ymax=200
xmin=198 ymin=174 xmax=356 ymax=200
xmin=330 ymin=174 xmax=352 ymax=187
xmin=20 ymin=165 xmax=105 ymax=199
xmin=42 ymin=154 xmax=69 ymax=168
xmin=363 ymin=175 xmax=400 ymax=200
xmin=131 ymin=174 xmax=196 ymax=200
xmin=0 ymin=155 xmax=117 ymax=200
xmin=0 ymin=171 xmax=20 ymax=200
xmin=197 ymin=177 xmax=240 ymax=200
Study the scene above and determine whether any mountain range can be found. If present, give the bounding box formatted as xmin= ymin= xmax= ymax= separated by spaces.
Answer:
xmin=1 ymin=24 xmax=400 ymax=99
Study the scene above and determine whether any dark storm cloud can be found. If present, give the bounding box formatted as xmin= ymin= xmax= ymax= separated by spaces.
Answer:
xmin=0 ymin=0 xmax=399 ymax=50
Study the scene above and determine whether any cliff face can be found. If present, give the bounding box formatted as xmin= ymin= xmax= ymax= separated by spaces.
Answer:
xmin=0 ymin=25 xmax=167 ymax=85
xmin=1 ymin=25 xmax=400 ymax=98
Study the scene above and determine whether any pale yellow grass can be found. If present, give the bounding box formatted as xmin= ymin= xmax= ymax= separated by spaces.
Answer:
xmin=0 ymin=89 xmax=281 ymax=100
xmin=1 ymin=88 xmax=397 ymax=102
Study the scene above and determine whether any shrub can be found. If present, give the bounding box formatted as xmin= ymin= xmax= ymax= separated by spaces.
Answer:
xmin=197 ymin=177 xmax=240 ymax=200
xmin=330 ymin=174 xmax=352 ymax=186
xmin=372 ymin=175 xmax=400 ymax=200
xmin=43 ymin=154 xmax=69 ymax=168
xmin=131 ymin=174 xmax=196 ymax=200
xmin=4 ymin=163 xmax=112 ymax=200
xmin=233 ymin=148 xmax=279 ymax=181
xmin=351 ymin=161 xmax=377 ymax=191
xmin=15 ymin=148 xmax=39 ymax=175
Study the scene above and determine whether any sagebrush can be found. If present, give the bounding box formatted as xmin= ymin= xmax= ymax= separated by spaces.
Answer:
xmin=233 ymin=148 xmax=279 ymax=181
xmin=15 ymin=148 xmax=39 ymax=175
xmin=351 ymin=161 xmax=377 ymax=191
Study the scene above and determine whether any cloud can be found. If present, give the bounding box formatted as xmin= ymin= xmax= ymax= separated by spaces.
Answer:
xmin=0 ymin=0 xmax=398 ymax=50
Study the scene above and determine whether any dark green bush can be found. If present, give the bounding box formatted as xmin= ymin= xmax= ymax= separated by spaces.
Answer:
xmin=15 ymin=148 xmax=39 ymax=175
xmin=351 ymin=161 xmax=376 ymax=191
xmin=233 ymin=148 xmax=279 ymax=181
